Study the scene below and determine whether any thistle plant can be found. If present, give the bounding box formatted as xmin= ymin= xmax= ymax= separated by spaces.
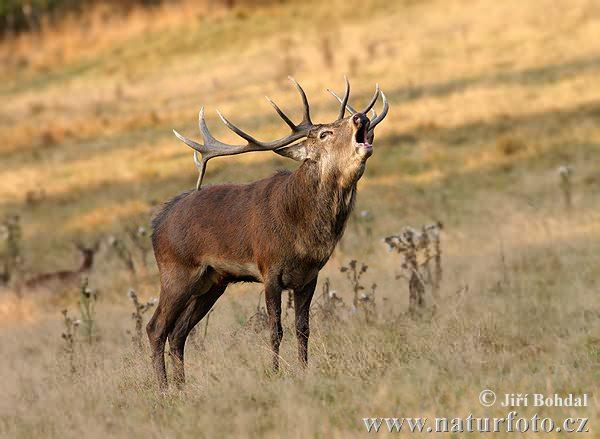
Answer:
xmin=404 ymin=228 xmax=426 ymax=314
xmin=340 ymin=259 xmax=376 ymax=321
xmin=245 ymin=291 xmax=269 ymax=333
xmin=0 ymin=214 xmax=23 ymax=286
xmin=78 ymin=277 xmax=97 ymax=344
xmin=126 ymin=225 xmax=151 ymax=269
xmin=558 ymin=165 xmax=574 ymax=211
xmin=0 ymin=224 xmax=8 ymax=285
xmin=421 ymin=225 xmax=433 ymax=293
xmin=358 ymin=282 xmax=377 ymax=323
xmin=127 ymin=288 xmax=157 ymax=350
xmin=315 ymin=277 xmax=345 ymax=321
xmin=61 ymin=309 xmax=80 ymax=374
xmin=340 ymin=259 xmax=368 ymax=309
xmin=431 ymin=223 xmax=443 ymax=293
xmin=423 ymin=222 xmax=443 ymax=297
xmin=108 ymin=235 xmax=136 ymax=274
xmin=384 ymin=222 xmax=443 ymax=315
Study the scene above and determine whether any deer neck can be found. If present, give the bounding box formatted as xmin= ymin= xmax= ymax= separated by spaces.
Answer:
xmin=284 ymin=160 xmax=357 ymax=258
xmin=79 ymin=254 xmax=94 ymax=272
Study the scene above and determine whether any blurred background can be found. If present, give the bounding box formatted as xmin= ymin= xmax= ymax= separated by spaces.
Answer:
xmin=0 ymin=1 xmax=598 ymax=437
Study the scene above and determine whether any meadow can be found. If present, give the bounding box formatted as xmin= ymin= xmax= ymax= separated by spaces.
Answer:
xmin=0 ymin=0 xmax=599 ymax=437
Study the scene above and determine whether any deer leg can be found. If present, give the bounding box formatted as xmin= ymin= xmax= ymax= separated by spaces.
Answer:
xmin=293 ymin=276 xmax=317 ymax=368
xmin=146 ymin=268 xmax=200 ymax=390
xmin=168 ymin=282 xmax=227 ymax=388
xmin=264 ymin=280 xmax=283 ymax=372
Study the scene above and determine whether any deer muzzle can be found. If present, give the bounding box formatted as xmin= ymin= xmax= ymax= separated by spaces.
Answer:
xmin=352 ymin=113 xmax=372 ymax=158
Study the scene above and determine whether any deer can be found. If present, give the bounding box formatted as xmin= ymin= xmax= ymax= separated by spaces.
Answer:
xmin=147 ymin=78 xmax=388 ymax=389
xmin=24 ymin=241 xmax=100 ymax=290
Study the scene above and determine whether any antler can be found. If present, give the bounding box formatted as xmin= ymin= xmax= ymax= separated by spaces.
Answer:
xmin=176 ymin=78 xmax=389 ymax=190
xmin=174 ymin=77 xmax=316 ymax=190
xmin=327 ymin=85 xmax=389 ymax=132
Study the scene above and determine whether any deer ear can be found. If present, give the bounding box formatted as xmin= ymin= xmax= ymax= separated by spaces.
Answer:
xmin=273 ymin=141 xmax=309 ymax=162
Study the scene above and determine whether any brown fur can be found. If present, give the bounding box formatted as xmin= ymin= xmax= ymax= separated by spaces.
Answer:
xmin=24 ymin=242 xmax=100 ymax=290
xmin=147 ymin=112 xmax=378 ymax=389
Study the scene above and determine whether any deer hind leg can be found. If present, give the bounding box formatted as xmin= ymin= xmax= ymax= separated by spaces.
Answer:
xmin=146 ymin=266 xmax=204 ymax=390
xmin=264 ymin=278 xmax=283 ymax=372
xmin=168 ymin=281 xmax=227 ymax=388
xmin=293 ymin=276 xmax=317 ymax=368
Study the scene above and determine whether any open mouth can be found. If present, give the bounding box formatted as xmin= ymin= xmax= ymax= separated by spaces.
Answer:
xmin=353 ymin=115 xmax=372 ymax=154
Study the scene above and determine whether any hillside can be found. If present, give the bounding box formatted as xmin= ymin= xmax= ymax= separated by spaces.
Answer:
xmin=0 ymin=0 xmax=598 ymax=437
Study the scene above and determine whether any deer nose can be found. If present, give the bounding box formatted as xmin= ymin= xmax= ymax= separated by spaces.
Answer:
xmin=352 ymin=114 xmax=362 ymax=127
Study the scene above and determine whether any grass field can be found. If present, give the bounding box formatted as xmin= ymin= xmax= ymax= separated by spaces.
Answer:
xmin=0 ymin=0 xmax=599 ymax=437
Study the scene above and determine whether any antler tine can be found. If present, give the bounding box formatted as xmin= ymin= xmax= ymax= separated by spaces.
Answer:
xmin=368 ymin=91 xmax=389 ymax=131
xmin=174 ymin=80 xmax=387 ymax=190
xmin=192 ymin=151 xmax=206 ymax=190
xmin=173 ymin=107 xmax=257 ymax=190
xmin=337 ymin=76 xmax=350 ymax=120
xmin=360 ymin=84 xmax=380 ymax=114
xmin=216 ymin=110 xmax=262 ymax=145
xmin=265 ymin=96 xmax=297 ymax=131
xmin=327 ymin=88 xmax=358 ymax=115
xmin=174 ymin=84 xmax=318 ymax=189
xmin=216 ymin=109 xmax=308 ymax=149
xmin=288 ymin=76 xmax=312 ymax=127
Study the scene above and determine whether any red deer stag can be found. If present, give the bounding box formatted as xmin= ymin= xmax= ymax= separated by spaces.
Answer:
xmin=148 ymin=78 xmax=388 ymax=389
xmin=24 ymin=241 xmax=100 ymax=290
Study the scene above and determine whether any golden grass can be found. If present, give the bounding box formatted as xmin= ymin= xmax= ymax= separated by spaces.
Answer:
xmin=1 ymin=0 xmax=599 ymax=437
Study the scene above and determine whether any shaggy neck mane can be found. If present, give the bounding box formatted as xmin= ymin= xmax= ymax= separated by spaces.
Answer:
xmin=279 ymin=160 xmax=357 ymax=258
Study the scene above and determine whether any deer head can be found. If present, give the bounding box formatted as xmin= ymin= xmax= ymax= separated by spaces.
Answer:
xmin=74 ymin=240 xmax=101 ymax=272
xmin=173 ymin=77 xmax=388 ymax=189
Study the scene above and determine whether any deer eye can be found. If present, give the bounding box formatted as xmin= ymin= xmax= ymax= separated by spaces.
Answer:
xmin=319 ymin=130 xmax=333 ymax=140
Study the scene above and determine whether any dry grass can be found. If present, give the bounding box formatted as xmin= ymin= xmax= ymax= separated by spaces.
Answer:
xmin=0 ymin=0 xmax=599 ymax=437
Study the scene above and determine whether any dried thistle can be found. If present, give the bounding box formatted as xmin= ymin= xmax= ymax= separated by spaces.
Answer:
xmin=0 ymin=214 xmax=23 ymax=287
xmin=358 ymin=283 xmax=377 ymax=323
xmin=340 ymin=259 xmax=376 ymax=321
xmin=245 ymin=291 xmax=269 ymax=333
xmin=126 ymin=225 xmax=151 ymax=269
xmin=78 ymin=277 xmax=97 ymax=344
xmin=384 ymin=222 xmax=443 ymax=315
xmin=108 ymin=235 xmax=135 ymax=274
xmin=558 ymin=164 xmax=574 ymax=211
xmin=316 ymin=277 xmax=345 ymax=321
xmin=423 ymin=221 xmax=443 ymax=297
xmin=430 ymin=222 xmax=443 ymax=294
xmin=340 ymin=259 xmax=368 ymax=309
xmin=61 ymin=309 xmax=80 ymax=374
xmin=403 ymin=229 xmax=425 ymax=314
xmin=127 ymin=288 xmax=157 ymax=350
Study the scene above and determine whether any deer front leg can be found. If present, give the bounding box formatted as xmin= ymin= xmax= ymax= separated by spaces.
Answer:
xmin=293 ymin=276 xmax=317 ymax=367
xmin=146 ymin=289 xmax=190 ymax=391
xmin=264 ymin=280 xmax=283 ymax=372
